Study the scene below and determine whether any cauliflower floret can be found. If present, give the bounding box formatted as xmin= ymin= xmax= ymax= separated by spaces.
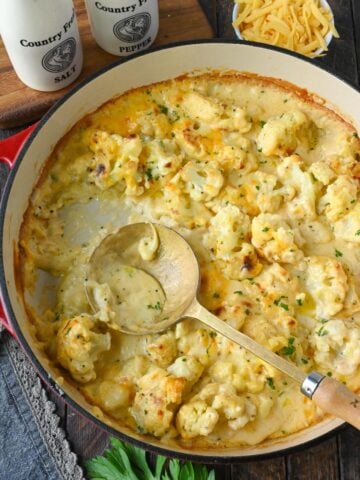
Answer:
xmin=167 ymin=356 xmax=204 ymax=384
xmin=176 ymin=401 xmax=219 ymax=439
xmin=177 ymin=329 xmax=217 ymax=366
xmin=203 ymin=205 xmax=251 ymax=259
xmin=157 ymin=180 xmax=212 ymax=228
xmin=232 ymin=171 xmax=291 ymax=214
xmin=209 ymin=361 xmax=234 ymax=384
xmin=310 ymin=319 xmax=360 ymax=375
xmin=305 ymin=256 xmax=348 ymax=318
xmin=299 ymin=221 xmax=333 ymax=244
xmin=98 ymin=379 xmax=134 ymax=412
xmin=309 ymin=161 xmax=336 ymax=185
xmin=182 ymin=92 xmax=223 ymax=122
xmin=318 ymin=175 xmax=358 ymax=222
xmin=333 ymin=203 xmax=360 ymax=244
xmin=120 ymin=355 xmax=150 ymax=380
xmin=220 ymin=242 xmax=263 ymax=280
xmin=146 ymin=332 xmax=178 ymax=367
xmin=251 ymin=213 xmax=303 ymax=264
xmin=257 ymin=110 xmax=317 ymax=156
xmin=277 ymin=155 xmax=317 ymax=220
xmin=90 ymin=131 xmax=143 ymax=195
xmin=91 ymin=282 xmax=116 ymax=325
xmin=130 ymin=368 xmax=186 ymax=437
xmin=144 ymin=139 xmax=184 ymax=180
xmin=57 ymin=315 xmax=111 ymax=383
xmin=217 ymin=144 xmax=257 ymax=177
xmin=179 ymin=160 xmax=224 ymax=202
xmin=217 ymin=105 xmax=252 ymax=133
xmin=189 ymin=383 xmax=257 ymax=431
xmin=212 ymin=391 xmax=257 ymax=430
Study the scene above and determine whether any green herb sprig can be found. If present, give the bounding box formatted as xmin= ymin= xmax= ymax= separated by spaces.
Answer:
xmin=86 ymin=437 xmax=215 ymax=480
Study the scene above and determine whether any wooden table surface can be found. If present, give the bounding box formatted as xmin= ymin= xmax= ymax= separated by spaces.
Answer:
xmin=1 ymin=0 xmax=360 ymax=478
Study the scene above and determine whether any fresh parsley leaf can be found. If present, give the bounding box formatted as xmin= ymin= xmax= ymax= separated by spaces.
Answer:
xmin=316 ymin=326 xmax=329 ymax=337
xmin=266 ymin=377 xmax=275 ymax=390
xmin=280 ymin=337 xmax=296 ymax=356
xmin=335 ymin=248 xmax=343 ymax=257
xmin=356 ymin=229 xmax=360 ymax=236
xmin=86 ymin=437 xmax=216 ymax=480
xmin=274 ymin=296 xmax=289 ymax=311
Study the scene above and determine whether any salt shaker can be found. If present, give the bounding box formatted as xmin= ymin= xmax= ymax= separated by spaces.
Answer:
xmin=0 ymin=0 xmax=83 ymax=91
xmin=85 ymin=0 xmax=159 ymax=56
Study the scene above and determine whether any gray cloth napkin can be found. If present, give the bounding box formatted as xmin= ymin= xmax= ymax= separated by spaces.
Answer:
xmin=0 ymin=329 xmax=84 ymax=480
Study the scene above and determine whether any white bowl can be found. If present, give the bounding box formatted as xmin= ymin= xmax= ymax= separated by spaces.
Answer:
xmin=232 ymin=0 xmax=334 ymax=57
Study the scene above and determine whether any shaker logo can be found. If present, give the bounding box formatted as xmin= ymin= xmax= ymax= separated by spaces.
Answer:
xmin=42 ymin=38 xmax=76 ymax=73
xmin=113 ymin=13 xmax=150 ymax=43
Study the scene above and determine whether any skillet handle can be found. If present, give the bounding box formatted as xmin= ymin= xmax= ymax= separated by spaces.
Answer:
xmin=0 ymin=123 xmax=37 ymax=167
xmin=0 ymin=123 xmax=37 ymax=338
xmin=0 ymin=299 xmax=16 ymax=337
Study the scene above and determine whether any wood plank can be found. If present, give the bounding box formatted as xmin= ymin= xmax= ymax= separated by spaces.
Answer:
xmin=351 ymin=0 xmax=360 ymax=83
xmin=317 ymin=0 xmax=358 ymax=85
xmin=198 ymin=0 xmax=217 ymax=33
xmin=286 ymin=437 xmax=339 ymax=480
xmin=337 ymin=426 xmax=360 ymax=480
xmin=217 ymin=0 xmax=358 ymax=85
xmin=0 ymin=0 xmax=213 ymax=128
xmin=65 ymin=406 xmax=109 ymax=464
xmin=232 ymin=457 xmax=286 ymax=480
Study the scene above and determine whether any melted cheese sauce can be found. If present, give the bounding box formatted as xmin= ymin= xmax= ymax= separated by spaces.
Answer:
xmin=19 ymin=71 xmax=360 ymax=448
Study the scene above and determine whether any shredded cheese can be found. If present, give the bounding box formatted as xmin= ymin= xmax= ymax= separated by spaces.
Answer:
xmin=233 ymin=0 xmax=339 ymax=57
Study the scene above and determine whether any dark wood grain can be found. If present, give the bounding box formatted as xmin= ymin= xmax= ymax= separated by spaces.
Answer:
xmin=286 ymin=437 xmax=339 ymax=480
xmin=66 ymin=407 xmax=109 ymax=464
xmin=232 ymin=457 xmax=286 ymax=479
xmin=338 ymin=426 xmax=360 ymax=480
xmin=351 ymin=0 xmax=360 ymax=83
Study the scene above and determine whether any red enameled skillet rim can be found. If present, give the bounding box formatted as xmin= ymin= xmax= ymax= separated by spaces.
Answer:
xmin=0 ymin=39 xmax=357 ymax=462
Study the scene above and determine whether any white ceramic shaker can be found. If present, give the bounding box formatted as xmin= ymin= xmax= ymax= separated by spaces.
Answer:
xmin=0 ymin=0 xmax=83 ymax=91
xmin=85 ymin=0 xmax=159 ymax=56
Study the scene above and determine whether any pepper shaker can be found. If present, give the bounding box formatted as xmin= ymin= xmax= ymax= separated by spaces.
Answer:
xmin=85 ymin=0 xmax=159 ymax=56
xmin=0 ymin=0 xmax=83 ymax=91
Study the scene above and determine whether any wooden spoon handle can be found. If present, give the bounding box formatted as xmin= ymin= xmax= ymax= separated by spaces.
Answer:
xmin=310 ymin=376 xmax=360 ymax=430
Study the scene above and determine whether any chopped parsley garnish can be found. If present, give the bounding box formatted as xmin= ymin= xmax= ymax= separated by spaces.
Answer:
xmin=301 ymin=357 xmax=309 ymax=364
xmin=335 ymin=248 xmax=343 ymax=257
xmin=158 ymin=104 xmax=168 ymax=115
xmin=280 ymin=337 xmax=296 ymax=356
xmin=259 ymin=120 xmax=266 ymax=128
xmin=316 ymin=326 xmax=329 ymax=336
xmin=234 ymin=290 xmax=243 ymax=295
xmin=147 ymin=301 xmax=162 ymax=311
xmin=144 ymin=168 xmax=153 ymax=180
xmin=266 ymin=377 xmax=275 ymax=390
xmin=212 ymin=292 xmax=220 ymax=299
xmin=296 ymin=298 xmax=303 ymax=306
xmin=262 ymin=227 xmax=270 ymax=232
xmin=356 ymin=229 xmax=360 ymax=236
xmin=274 ymin=296 xmax=289 ymax=311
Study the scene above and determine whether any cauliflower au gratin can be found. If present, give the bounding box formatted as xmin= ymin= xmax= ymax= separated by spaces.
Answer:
xmin=19 ymin=71 xmax=360 ymax=449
